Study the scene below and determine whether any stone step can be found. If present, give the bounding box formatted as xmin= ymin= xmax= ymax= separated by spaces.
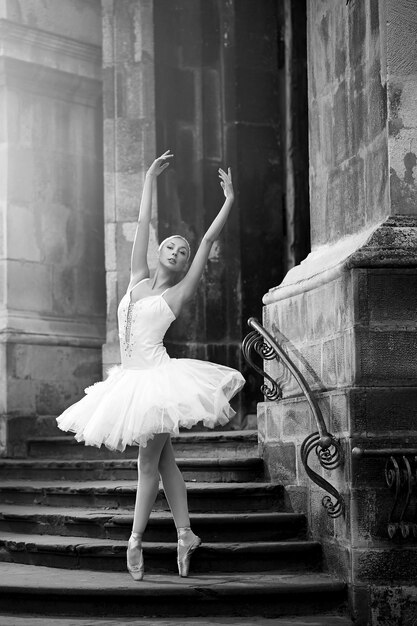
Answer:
xmin=0 ymin=480 xmax=284 ymax=512
xmin=0 ymin=505 xmax=307 ymax=542
xmin=0 ymin=456 xmax=263 ymax=483
xmin=0 ymin=562 xmax=347 ymax=618
xmin=0 ymin=532 xmax=322 ymax=574
xmin=26 ymin=430 xmax=259 ymax=460
xmin=0 ymin=615 xmax=355 ymax=626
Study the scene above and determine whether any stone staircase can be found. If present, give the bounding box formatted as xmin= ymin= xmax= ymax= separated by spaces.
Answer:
xmin=0 ymin=430 xmax=350 ymax=620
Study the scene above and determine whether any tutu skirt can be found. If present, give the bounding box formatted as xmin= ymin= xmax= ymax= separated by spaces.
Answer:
xmin=56 ymin=359 xmax=245 ymax=452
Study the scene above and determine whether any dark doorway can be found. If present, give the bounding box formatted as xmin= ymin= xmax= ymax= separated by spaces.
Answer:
xmin=154 ymin=0 xmax=309 ymax=419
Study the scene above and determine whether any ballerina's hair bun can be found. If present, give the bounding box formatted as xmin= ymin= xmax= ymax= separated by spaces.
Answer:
xmin=158 ymin=235 xmax=191 ymax=260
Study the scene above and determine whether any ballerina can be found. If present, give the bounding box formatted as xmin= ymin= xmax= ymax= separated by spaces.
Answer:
xmin=56 ymin=150 xmax=245 ymax=581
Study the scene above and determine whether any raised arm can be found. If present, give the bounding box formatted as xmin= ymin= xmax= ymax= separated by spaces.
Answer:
xmin=129 ymin=150 xmax=173 ymax=285
xmin=176 ymin=167 xmax=235 ymax=302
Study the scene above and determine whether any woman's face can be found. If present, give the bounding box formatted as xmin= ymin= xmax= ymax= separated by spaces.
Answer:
xmin=159 ymin=237 xmax=189 ymax=273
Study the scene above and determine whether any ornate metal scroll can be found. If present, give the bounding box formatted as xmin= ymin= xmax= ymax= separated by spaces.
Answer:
xmin=241 ymin=329 xmax=282 ymax=401
xmin=242 ymin=317 xmax=344 ymax=518
xmin=301 ymin=433 xmax=344 ymax=518
xmin=352 ymin=447 xmax=417 ymax=539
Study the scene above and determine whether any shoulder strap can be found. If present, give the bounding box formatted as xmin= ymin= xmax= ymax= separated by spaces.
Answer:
xmin=127 ymin=277 xmax=149 ymax=293
xmin=160 ymin=287 xmax=170 ymax=297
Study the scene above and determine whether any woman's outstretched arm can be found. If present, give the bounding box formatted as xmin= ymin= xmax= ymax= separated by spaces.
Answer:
xmin=177 ymin=167 xmax=235 ymax=302
xmin=129 ymin=150 xmax=173 ymax=286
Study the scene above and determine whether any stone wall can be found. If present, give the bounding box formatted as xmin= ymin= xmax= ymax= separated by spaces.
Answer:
xmin=308 ymin=0 xmax=388 ymax=246
xmin=260 ymin=1 xmax=417 ymax=623
xmin=259 ymin=268 xmax=354 ymax=515
xmin=387 ymin=0 xmax=417 ymax=215
xmin=0 ymin=0 xmax=104 ymax=455
xmin=101 ymin=0 xmax=158 ymax=372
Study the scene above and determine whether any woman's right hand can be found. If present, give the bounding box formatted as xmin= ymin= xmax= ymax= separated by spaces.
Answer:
xmin=146 ymin=150 xmax=174 ymax=178
xmin=219 ymin=167 xmax=234 ymax=201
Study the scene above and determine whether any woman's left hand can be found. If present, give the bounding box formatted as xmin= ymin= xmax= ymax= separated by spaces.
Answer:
xmin=147 ymin=150 xmax=174 ymax=178
xmin=219 ymin=167 xmax=234 ymax=201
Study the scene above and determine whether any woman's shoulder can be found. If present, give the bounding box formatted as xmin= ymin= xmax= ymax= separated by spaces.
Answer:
xmin=126 ymin=274 xmax=150 ymax=293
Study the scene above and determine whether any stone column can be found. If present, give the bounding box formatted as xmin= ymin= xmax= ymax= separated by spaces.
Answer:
xmin=101 ymin=0 xmax=158 ymax=373
xmin=282 ymin=0 xmax=310 ymax=270
xmin=0 ymin=0 xmax=104 ymax=456
xmin=260 ymin=0 xmax=417 ymax=623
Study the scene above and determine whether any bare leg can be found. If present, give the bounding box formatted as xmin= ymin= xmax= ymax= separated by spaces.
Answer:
xmin=158 ymin=436 xmax=201 ymax=577
xmin=158 ymin=436 xmax=190 ymax=528
xmin=128 ymin=433 xmax=169 ymax=575
xmin=132 ymin=433 xmax=169 ymax=534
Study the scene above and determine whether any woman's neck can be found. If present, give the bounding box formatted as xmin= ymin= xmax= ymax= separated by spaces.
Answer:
xmin=151 ymin=266 xmax=176 ymax=290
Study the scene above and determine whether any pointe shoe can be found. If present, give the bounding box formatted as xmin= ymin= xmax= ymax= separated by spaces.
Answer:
xmin=177 ymin=527 xmax=202 ymax=577
xmin=126 ymin=532 xmax=144 ymax=581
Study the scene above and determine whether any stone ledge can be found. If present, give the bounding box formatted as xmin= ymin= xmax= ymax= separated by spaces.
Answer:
xmin=0 ymin=309 xmax=105 ymax=348
xmin=0 ymin=19 xmax=101 ymax=78
xmin=347 ymin=215 xmax=417 ymax=268
xmin=264 ymin=216 xmax=417 ymax=305
xmin=0 ymin=530 xmax=319 ymax=553
xmin=0 ymin=560 xmax=345 ymax=594
xmin=0 ymin=57 xmax=101 ymax=106
xmin=0 ymin=564 xmax=347 ymax=617
xmin=0 ymin=614 xmax=355 ymax=625
xmin=27 ymin=430 xmax=259 ymax=444
xmin=0 ymin=479 xmax=280 ymax=494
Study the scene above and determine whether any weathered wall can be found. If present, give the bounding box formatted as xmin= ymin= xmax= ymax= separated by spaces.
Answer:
xmin=260 ymin=1 xmax=417 ymax=624
xmin=262 ymin=224 xmax=417 ymax=625
xmin=387 ymin=0 xmax=417 ymax=214
xmin=308 ymin=0 xmax=388 ymax=246
xmin=1 ymin=0 xmax=101 ymax=45
xmin=308 ymin=0 xmax=417 ymax=246
xmin=0 ymin=0 xmax=104 ymax=455
xmin=101 ymin=0 xmax=158 ymax=372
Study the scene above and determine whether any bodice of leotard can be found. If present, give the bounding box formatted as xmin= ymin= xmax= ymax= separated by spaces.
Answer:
xmin=117 ymin=291 xmax=176 ymax=369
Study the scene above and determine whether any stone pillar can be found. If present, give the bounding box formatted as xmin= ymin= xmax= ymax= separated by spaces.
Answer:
xmin=260 ymin=1 xmax=417 ymax=623
xmin=101 ymin=0 xmax=158 ymax=373
xmin=282 ymin=0 xmax=310 ymax=270
xmin=0 ymin=0 xmax=104 ymax=456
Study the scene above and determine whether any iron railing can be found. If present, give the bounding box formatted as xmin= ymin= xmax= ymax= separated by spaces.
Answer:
xmin=242 ymin=317 xmax=344 ymax=518
xmin=352 ymin=447 xmax=417 ymax=539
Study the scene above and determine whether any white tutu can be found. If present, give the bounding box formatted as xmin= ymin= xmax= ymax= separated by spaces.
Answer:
xmin=56 ymin=281 xmax=245 ymax=451
xmin=56 ymin=359 xmax=245 ymax=451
